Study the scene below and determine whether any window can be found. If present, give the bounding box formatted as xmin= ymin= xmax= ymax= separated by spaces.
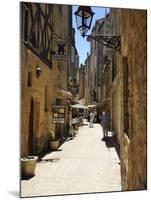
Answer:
xmin=55 ymin=98 xmax=62 ymax=105
xmin=44 ymin=86 xmax=49 ymax=111
xmin=21 ymin=3 xmax=29 ymax=42
xmin=123 ymin=57 xmax=129 ymax=137
xmin=111 ymin=53 xmax=117 ymax=82
xmin=27 ymin=71 xmax=32 ymax=87
xmin=21 ymin=3 xmax=53 ymax=67
xmin=30 ymin=30 xmax=37 ymax=48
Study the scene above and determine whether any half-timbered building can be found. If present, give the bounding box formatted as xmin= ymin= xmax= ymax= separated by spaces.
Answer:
xmin=21 ymin=2 xmax=73 ymax=157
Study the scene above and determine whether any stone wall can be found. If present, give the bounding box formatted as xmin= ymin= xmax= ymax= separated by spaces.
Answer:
xmin=21 ymin=45 xmax=55 ymax=156
xmin=121 ymin=9 xmax=147 ymax=190
xmin=21 ymin=45 xmax=70 ymax=156
xmin=79 ymin=65 xmax=85 ymax=99
xmin=84 ymin=55 xmax=92 ymax=105
xmin=21 ymin=4 xmax=72 ymax=157
xmin=110 ymin=8 xmax=147 ymax=190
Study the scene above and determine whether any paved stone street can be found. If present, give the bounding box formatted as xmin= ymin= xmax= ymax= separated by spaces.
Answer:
xmin=21 ymin=121 xmax=121 ymax=197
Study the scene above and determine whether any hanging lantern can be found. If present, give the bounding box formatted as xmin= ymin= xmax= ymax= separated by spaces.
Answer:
xmin=74 ymin=6 xmax=94 ymax=37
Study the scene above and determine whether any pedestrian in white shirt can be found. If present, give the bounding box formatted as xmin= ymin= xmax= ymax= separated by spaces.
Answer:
xmin=89 ymin=111 xmax=95 ymax=128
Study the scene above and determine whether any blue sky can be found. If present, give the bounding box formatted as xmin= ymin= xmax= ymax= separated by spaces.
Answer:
xmin=72 ymin=6 xmax=107 ymax=65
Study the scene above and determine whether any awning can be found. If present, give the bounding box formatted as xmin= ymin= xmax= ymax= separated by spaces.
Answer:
xmin=87 ymin=104 xmax=96 ymax=108
xmin=71 ymin=103 xmax=87 ymax=109
xmin=76 ymin=98 xmax=85 ymax=105
xmin=56 ymin=87 xmax=72 ymax=99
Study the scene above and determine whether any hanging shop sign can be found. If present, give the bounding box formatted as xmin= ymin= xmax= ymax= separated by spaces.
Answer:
xmin=52 ymin=105 xmax=65 ymax=123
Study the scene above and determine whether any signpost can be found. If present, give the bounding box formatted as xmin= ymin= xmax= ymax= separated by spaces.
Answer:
xmin=52 ymin=105 xmax=65 ymax=124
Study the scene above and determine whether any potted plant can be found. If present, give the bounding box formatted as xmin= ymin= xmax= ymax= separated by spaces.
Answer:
xmin=21 ymin=155 xmax=38 ymax=177
xmin=49 ymin=130 xmax=60 ymax=150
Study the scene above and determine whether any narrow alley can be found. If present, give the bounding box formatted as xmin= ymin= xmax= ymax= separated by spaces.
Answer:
xmin=21 ymin=121 xmax=121 ymax=197
xmin=20 ymin=3 xmax=147 ymax=196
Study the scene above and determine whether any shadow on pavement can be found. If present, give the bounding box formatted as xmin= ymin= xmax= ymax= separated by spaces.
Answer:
xmin=104 ymin=136 xmax=120 ymax=159
xmin=21 ymin=175 xmax=35 ymax=180
xmin=81 ymin=123 xmax=88 ymax=126
xmin=39 ymin=158 xmax=60 ymax=163
xmin=66 ymin=137 xmax=74 ymax=142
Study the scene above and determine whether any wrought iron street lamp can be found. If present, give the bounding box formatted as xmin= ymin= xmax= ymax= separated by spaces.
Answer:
xmin=74 ymin=6 xmax=121 ymax=52
xmin=74 ymin=6 xmax=94 ymax=38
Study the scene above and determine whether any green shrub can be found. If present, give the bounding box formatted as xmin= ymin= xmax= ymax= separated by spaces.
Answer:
xmin=49 ymin=130 xmax=58 ymax=141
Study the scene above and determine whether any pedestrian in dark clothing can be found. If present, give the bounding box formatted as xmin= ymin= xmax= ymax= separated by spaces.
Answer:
xmin=87 ymin=111 xmax=90 ymax=122
xmin=101 ymin=111 xmax=110 ymax=140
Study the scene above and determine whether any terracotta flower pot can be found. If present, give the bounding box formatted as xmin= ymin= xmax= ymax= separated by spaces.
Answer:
xmin=21 ymin=156 xmax=38 ymax=177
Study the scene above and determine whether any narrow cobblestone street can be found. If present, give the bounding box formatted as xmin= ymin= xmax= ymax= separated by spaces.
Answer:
xmin=21 ymin=121 xmax=121 ymax=197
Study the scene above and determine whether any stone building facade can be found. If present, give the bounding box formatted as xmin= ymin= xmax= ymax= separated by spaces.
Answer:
xmin=109 ymin=8 xmax=147 ymax=190
xmin=79 ymin=64 xmax=85 ymax=100
xmin=21 ymin=2 xmax=73 ymax=157
xmin=83 ymin=7 xmax=147 ymax=191
xmin=84 ymin=16 xmax=111 ymax=114
xmin=84 ymin=19 xmax=105 ymax=106
xmin=84 ymin=54 xmax=91 ymax=105
xmin=68 ymin=28 xmax=79 ymax=98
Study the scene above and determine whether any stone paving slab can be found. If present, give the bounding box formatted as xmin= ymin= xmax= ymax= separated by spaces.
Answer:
xmin=21 ymin=121 xmax=121 ymax=197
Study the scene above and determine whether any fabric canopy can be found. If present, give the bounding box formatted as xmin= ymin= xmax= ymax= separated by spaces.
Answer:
xmin=87 ymin=104 xmax=96 ymax=108
xmin=56 ymin=87 xmax=72 ymax=98
xmin=71 ymin=104 xmax=87 ymax=109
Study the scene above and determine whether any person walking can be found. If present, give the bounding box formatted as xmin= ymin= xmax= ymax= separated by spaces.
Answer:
xmin=89 ymin=111 xmax=95 ymax=128
xmin=101 ymin=111 xmax=110 ymax=140
xmin=94 ymin=110 xmax=97 ymax=123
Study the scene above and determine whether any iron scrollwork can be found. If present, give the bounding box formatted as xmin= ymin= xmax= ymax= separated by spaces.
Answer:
xmin=87 ymin=35 xmax=121 ymax=52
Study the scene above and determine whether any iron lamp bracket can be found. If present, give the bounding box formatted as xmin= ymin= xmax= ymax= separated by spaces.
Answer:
xmin=87 ymin=35 xmax=121 ymax=52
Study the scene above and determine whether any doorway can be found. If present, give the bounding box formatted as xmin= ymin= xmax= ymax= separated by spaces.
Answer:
xmin=28 ymin=97 xmax=34 ymax=155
